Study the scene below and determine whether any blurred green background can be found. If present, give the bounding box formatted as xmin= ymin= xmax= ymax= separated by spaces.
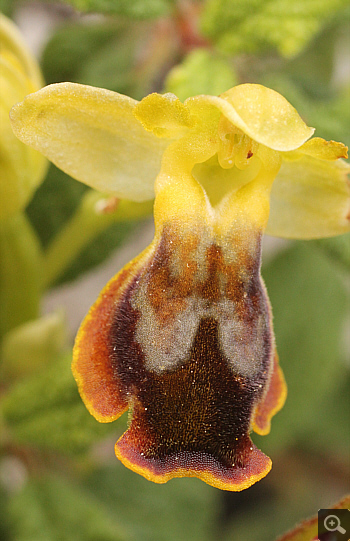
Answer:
xmin=0 ymin=1 xmax=349 ymax=540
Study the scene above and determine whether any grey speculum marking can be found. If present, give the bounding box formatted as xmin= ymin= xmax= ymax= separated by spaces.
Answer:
xmin=131 ymin=229 xmax=271 ymax=378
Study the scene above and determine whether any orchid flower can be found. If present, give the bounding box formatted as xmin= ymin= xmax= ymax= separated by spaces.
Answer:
xmin=10 ymin=82 xmax=349 ymax=491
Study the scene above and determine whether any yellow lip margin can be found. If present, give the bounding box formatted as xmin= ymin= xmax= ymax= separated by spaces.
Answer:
xmin=115 ymin=432 xmax=272 ymax=492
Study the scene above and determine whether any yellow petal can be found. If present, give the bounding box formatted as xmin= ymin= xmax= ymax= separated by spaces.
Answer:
xmin=134 ymin=92 xmax=194 ymax=138
xmin=0 ymin=13 xmax=43 ymax=89
xmin=189 ymin=83 xmax=314 ymax=151
xmin=0 ymin=14 xmax=47 ymax=222
xmin=10 ymin=83 xmax=170 ymax=201
xmin=266 ymin=156 xmax=350 ymax=239
xmin=293 ymin=136 xmax=348 ymax=160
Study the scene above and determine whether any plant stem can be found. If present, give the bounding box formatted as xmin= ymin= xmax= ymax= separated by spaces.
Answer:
xmin=42 ymin=190 xmax=153 ymax=290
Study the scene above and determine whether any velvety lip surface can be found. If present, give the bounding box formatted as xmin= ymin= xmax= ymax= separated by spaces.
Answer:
xmin=73 ymin=221 xmax=286 ymax=491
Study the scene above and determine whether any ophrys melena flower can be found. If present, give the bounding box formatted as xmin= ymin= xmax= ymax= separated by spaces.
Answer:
xmin=10 ymin=82 xmax=349 ymax=490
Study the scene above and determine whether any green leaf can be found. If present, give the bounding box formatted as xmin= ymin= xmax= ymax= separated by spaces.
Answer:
xmin=84 ymin=463 xmax=218 ymax=541
xmin=165 ymin=48 xmax=237 ymax=101
xmin=201 ymin=0 xmax=349 ymax=57
xmin=254 ymin=242 xmax=349 ymax=454
xmin=1 ymin=355 xmax=123 ymax=453
xmin=60 ymin=0 xmax=172 ymax=18
xmin=8 ymin=475 xmax=128 ymax=541
xmin=26 ymin=165 xmax=86 ymax=250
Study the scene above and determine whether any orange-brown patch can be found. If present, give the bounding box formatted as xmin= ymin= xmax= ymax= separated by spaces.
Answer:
xmin=72 ymin=249 xmax=153 ymax=422
xmin=252 ymin=351 xmax=287 ymax=435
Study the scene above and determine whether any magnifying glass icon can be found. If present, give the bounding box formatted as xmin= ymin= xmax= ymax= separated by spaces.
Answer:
xmin=324 ymin=514 xmax=346 ymax=534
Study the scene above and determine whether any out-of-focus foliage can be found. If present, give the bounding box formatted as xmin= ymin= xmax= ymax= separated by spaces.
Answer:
xmin=0 ymin=0 xmax=13 ymax=17
xmin=258 ymin=242 xmax=349 ymax=453
xmin=0 ymin=213 xmax=42 ymax=337
xmin=0 ymin=311 xmax=67 ymax=380
xmin=1 ymin=354 xmax=123 ymax=454
xmin=0 ymin=1 xmax=349 ymax=540
xmin=26 ymin=165 xmax=87 ymax=249
xmin=201 ymin=0 xmax=350 ymax=57
xmin=26 ymin=167 xmax=141 ymax=287
xmin=84 ymin=467 xmax=218 ymax=541
xmin=61 ymin=0 xmax=173 ymax=18
xmin=275 ymin=495 xmax=350 ymax=541
xmin=40 ymin=20 xmax=175 ymax=100
xmin=165 ymin=48 xmax=237 ymax=101
xmin=314 ymin=233 xmax=350 ymax=275
xmin=8 ymin=475 xmax=128 ymax=541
